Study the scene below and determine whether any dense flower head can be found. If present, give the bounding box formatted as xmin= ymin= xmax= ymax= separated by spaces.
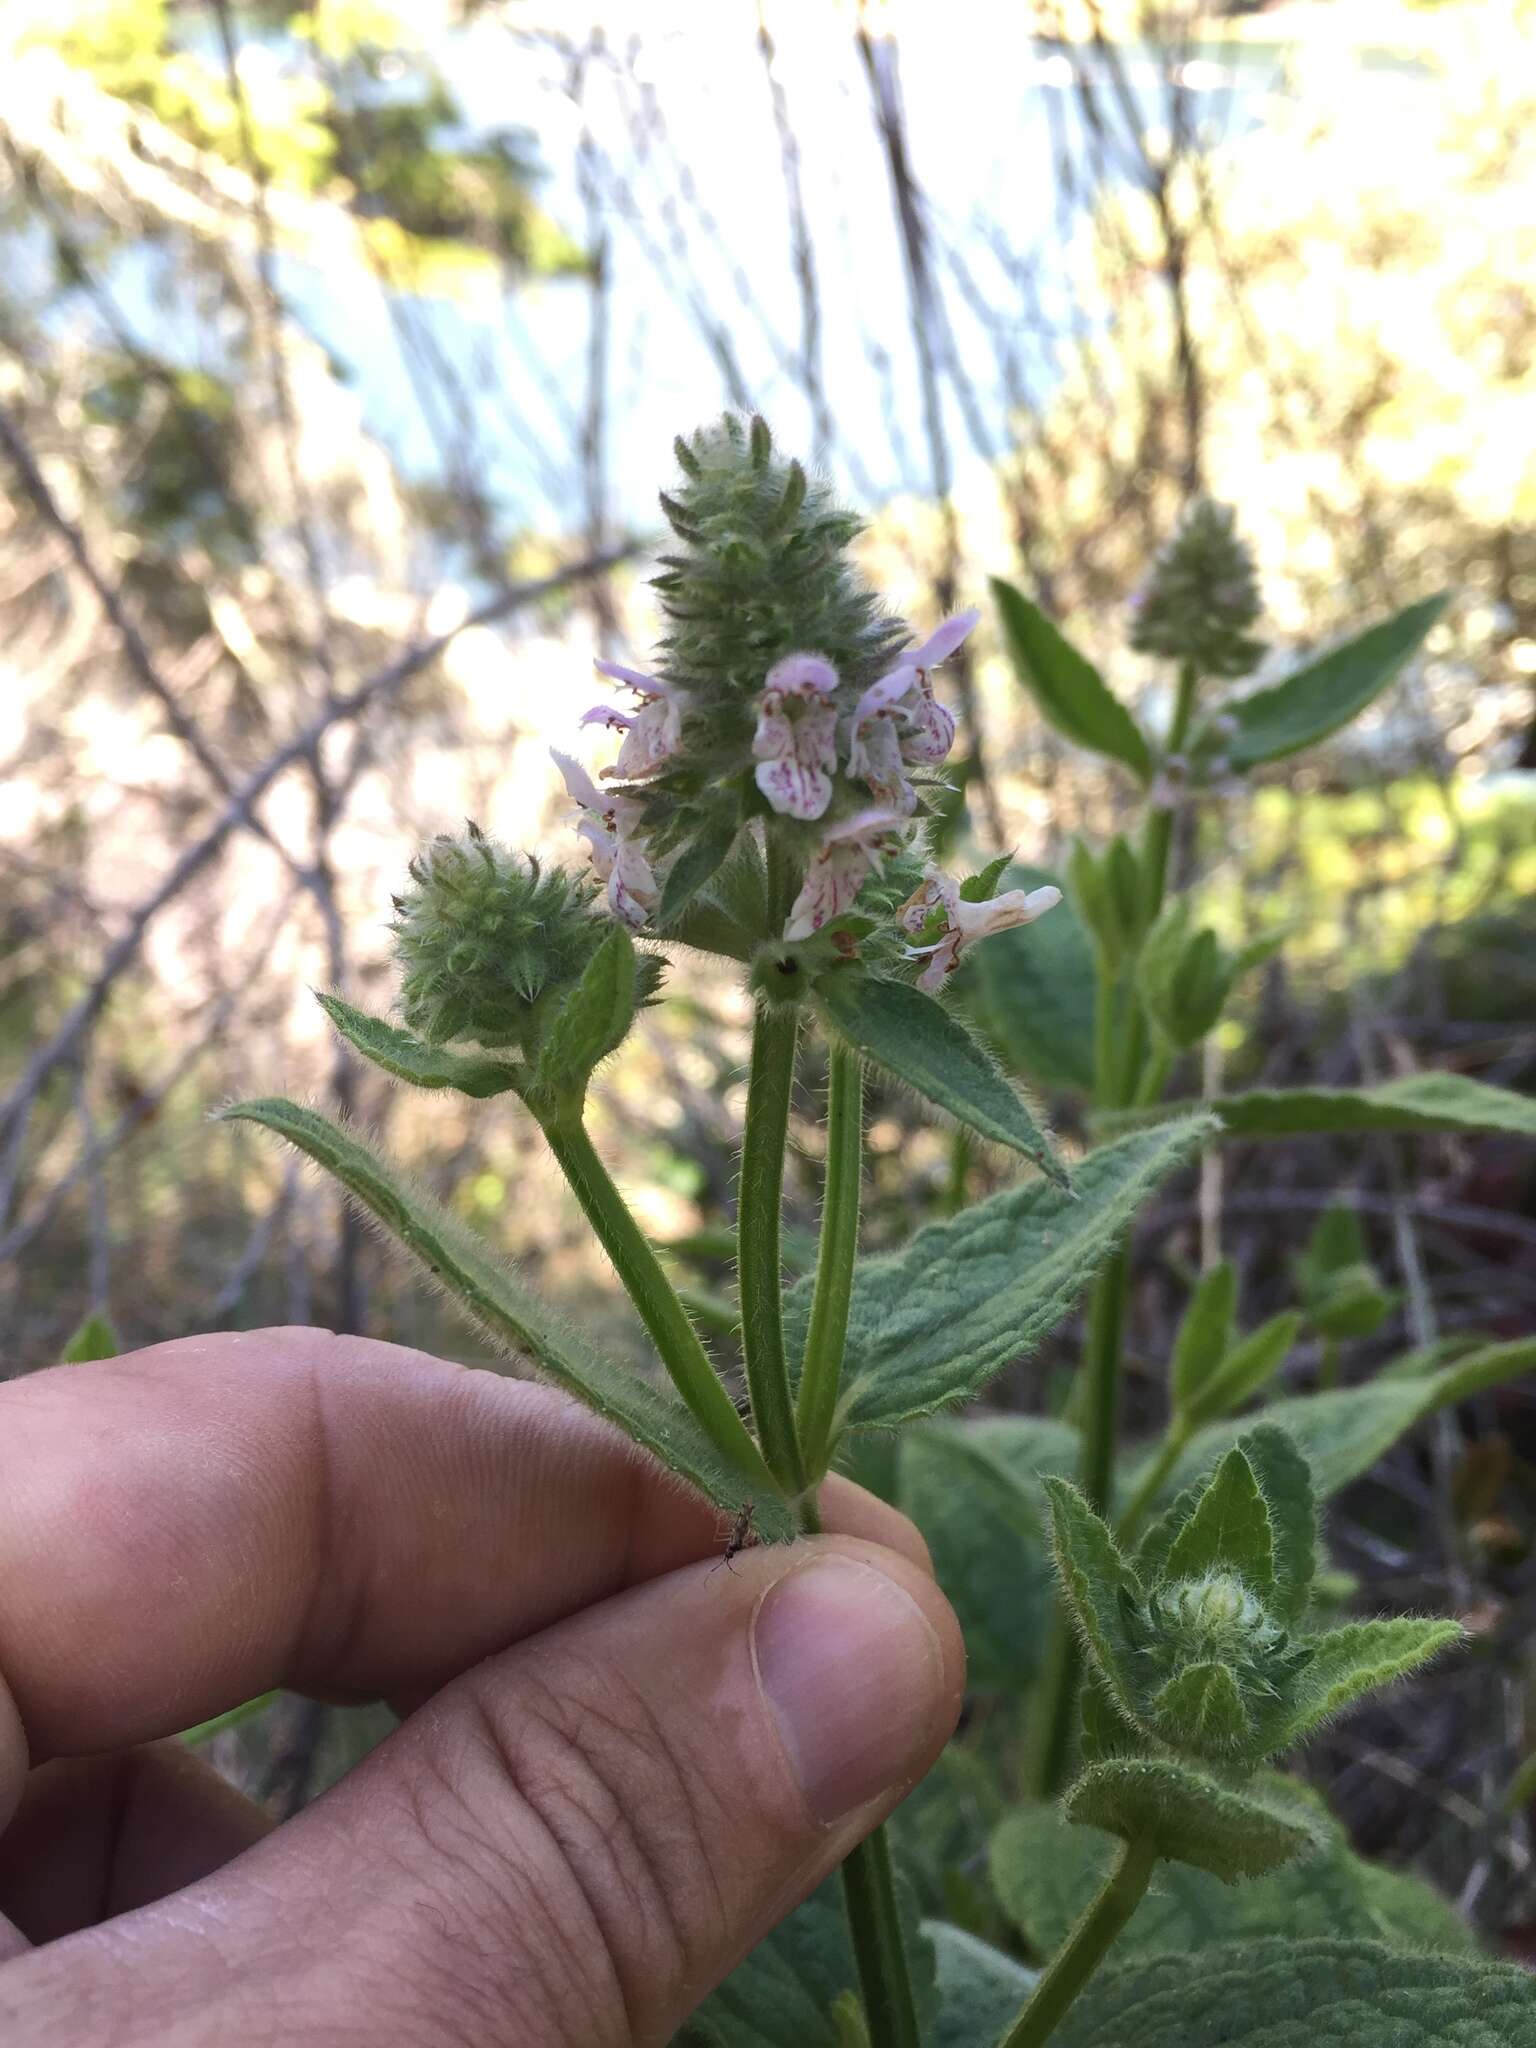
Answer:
xmin=1130 ymin=498 xmax=1265 ymax=680
xmin=391 ymin=824 xmax=659 ymax=1053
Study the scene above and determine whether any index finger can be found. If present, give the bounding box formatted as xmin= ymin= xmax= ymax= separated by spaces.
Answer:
xmin=0 ymin=1327 xmax=925 ymax=1762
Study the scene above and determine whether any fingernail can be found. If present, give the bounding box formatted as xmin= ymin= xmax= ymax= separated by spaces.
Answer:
xmin=752 ymin=1558 xmax=944 ymax=1823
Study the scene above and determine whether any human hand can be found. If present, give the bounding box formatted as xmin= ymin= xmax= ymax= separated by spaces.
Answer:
xmin=0 ymin=1328 xmax=963 ymax=2045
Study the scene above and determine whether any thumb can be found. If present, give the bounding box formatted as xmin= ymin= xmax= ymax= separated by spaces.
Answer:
xmin=5 ymin=1536 xmax=963 ymax=2047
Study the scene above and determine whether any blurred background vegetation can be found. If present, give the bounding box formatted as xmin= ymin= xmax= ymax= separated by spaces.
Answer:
xmin=1 ymin=0 xmax=1533 ymax=1949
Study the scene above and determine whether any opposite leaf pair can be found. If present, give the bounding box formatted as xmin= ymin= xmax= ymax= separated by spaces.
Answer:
xmin=1044 ymin=1425 xmax=1460 ymax=1880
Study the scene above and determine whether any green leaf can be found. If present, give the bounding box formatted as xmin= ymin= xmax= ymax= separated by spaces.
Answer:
xmin=531 ymin=922 xmax=638 ymax=1101
xmin=1171 ymin=1261 xmax=1239 ymax=1416
xmin=317 ymin=993 xmax=520 ymax=1098
xmin=219 ymin=1098 xmax=790 ymax=1538
xmin=1163 ymin=1446 xmax=1276 ymax=1595
xmin=1148 ymin=1339 xmax=1536 ymax=1508
xmin=1224 ymin=593 xmax=1449 ymax=769
xmin=990 ymin=1796 xmax=1473 ymax=1965
xmin=1041 ymin=1477 xmax=1145 ymax=1716
xmin=1149 ymin=1072 xmax=1536 ymax=1142
xmin=1190 ymin=1313 xmax=1302 ymax=1427
xmin=1148 ymin=1659 xmax=1255 ymax=1758
xmin=787 ymin=1118 xmax=1213 ymax=1432
xmin=1066 ymin=1758 xmax=1324 ymax=1881
xmin=1236 ymin=1425 xmax=1316 ymax=1625
xmin=926 ymin=1925 xmax=1036 ymax=2048
xmin=657 ymin=811 xmax=743 ymax=927
xmin=896 ymin=1419 xmax=1077 ymax=1691
xmin=992 ymin=577 xmax=1153 ymax=781
xmin=1272 ymin=1617 xmax=1463 ymax=1750
xmin=679 ymin=1872 xmax=935 ymax=2048
xmin=1053 ymin=1938 xmax=1536 ymax=2048
xmin=59 ymin=1311 xmax=119 ymax=1362
xmin=956 ymin=865 xmax=1097 ymax=1091
xmin=815 ymin=973 xmax=1068 ymax=1185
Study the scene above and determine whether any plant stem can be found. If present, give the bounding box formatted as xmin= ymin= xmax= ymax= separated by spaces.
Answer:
xmin=541 ymin=1114 xmax=779 ymax=1497
xmin=738 ymin=996 xmax=809 ymax=1495
xmin=1319 ymin=1335 xmax=1340 ymax=1392
xmin=945 ymin=1125 xmax=973 ymax=1216
xmin=840 ymin=1824 xmax=924 ymax=2048
xmin=997 ymin=1837 xmax=1158 ymax=2048
xmin=1022 ymin=1623 xmax=1081 ymax=1802
xmin=1115 ymin=1416 xmax=1191 ymax=1548
xmin=797 ymin=1041 xmax=864 ymax=1471
xmin=1080 ymin=1244 xmax=1130 ymax=1516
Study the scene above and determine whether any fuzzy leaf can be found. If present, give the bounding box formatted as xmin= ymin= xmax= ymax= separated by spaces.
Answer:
xmin=1079 ymin=1671 xmax=1144 ymax=1765
xmin=787 ymin=1118 xmax=1213 ymax=1431
xmin=896 ymin=1419 xmax=1077 ymax=1691
xmin=531 ymin=922 xmax=638 ymax=1100
xmin=1149 ymin=1340 xmax=1536 ymax=1508
xmin=992 ymin=577 xmax=1153 ymax=780
xmin=927 ymin=1925 xmax=1037 ymax=2048
xmin=991 ymin=1797 xmax=1474 ymax=1965
xmin=1272 ymin=1618 xmax=1463 ymax=1750
xmin=1236 ymin=1425 xmax=1316 ymax=1625
xmin=1190 ymin=1313 xmax=1302 ymax=1426
xmin=1171 ymin=1261 xmax=1239 ymax=1416
xmin=815 ymin=973 xmax=1068 ymax=1185
xmin=1066 ymin=1758 xmax=1325 ymax=1881
xmin=220 ymin=1098 xmax=790 ymax=1537
xmin=1041 ymin=1477 xmax=1144 ymax=1716
xmin=1224 ymin=594 xmax=1449 ymax=769
xmin=1053 ymin=1938 xmax=1536 ymax=2048
xmin=1106 ymin=1072 xmax=1536 ymax=1142
xmin=318 ymin=993 xmax=520 ymax=1098
xmin=59 ymin=1311 xmax=120 ymax=1363
xmin=957 ymin=864 xmax=1098 ymax=1091
xmin=1149 ymin=1659 xmax=1255 ymax=1758
xmin=1163 ymin=1446 xmax=1276 ymax=1595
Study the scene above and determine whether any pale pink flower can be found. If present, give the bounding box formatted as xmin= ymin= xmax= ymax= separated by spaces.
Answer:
xmin=581 ymin=660 xmax=684 ymax=780
xmin=901 ymin=865 xmax=1061 ymax=993
xmin=752 ymin=653 xmax=839 ymax=820
xmin=784 ymin=806 xmax=906 ymax=942
xmin=551 ymin=749 xmax=658 ymax=929
xmin=846 ymin=609 xmax=977 ymax=802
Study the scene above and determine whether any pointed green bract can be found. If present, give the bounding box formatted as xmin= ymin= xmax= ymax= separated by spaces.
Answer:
xmin=992 ymin=577 xmax=1153 ymax=782
xmin=318 ymin=993 xmax=521 ymax=1098
xmin=1189 ymin=1313 xmax=1301 ymax=1427
xmin=59 ymin=1310 xmax=119 ymax=1363
xmin=1224 ymin=593 xmax=1449 ymax=769
xmin=1149 ymin=1660 xmax=1254 ymax=1759
xmin=1079 ymin=1672 xmax=1142 ymax=1765
xmin=1272 ymin=1617 xmax=1464 ymax=1751
xmin=528 ymin=921 xmax=639 ymax=1103
xmin=1066 ymin=1759 xmax=1323 ymax=1882
xmin=815 ymin=973 xmax=1068 ymax=1186
xmin=656 ymin=810 xmax=742 ymax=927
xmin=782 ymin=1118 xmax=1213 ymax=1433
xmin=1236 ymin=1425 xmax=1315 ymax=1624
xmin=1041 ymin=1477 xmax=1144 ymax=1717
xmin=1171 ymin=1262 xmax=1238 ymax=1415
xmin=1163 ymin=1448 xmax=1275 ymax=1593
xmin=219 ymin=1097 xmax=791 ymax=1536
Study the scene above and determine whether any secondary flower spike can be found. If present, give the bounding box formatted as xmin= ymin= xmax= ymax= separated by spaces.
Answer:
xmin=752 ymin=654 xmax=840 ymax=820
xmin=552 ymin=749 xmax=659 ymax=930
xmin=901 ymin=866 xmax=1062 ymax=993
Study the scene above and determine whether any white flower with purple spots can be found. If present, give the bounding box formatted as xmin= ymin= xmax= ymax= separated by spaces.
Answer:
xmin=846 ymin=609 xmax=976 ymax=806
xmin=552 ymin=750 xmax=659 ymax=930
xmin=752 ymin=653 xmax=840 ymax=820
xmin=900 ymin=865 xmax=1061 ymax=993
xmin=784 ymin=806 xmax=907 ymax=942
xmin=581 ymin=661 xmax=684 ymax=781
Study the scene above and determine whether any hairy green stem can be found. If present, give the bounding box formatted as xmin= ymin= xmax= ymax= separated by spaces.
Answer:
xmin=1022 ymin=1623 xmax=1081 ymax=1803
xmin=945 ymin=1125 xmax=973 ymax=1217
xmin=797 ymin=1041 xmax=864 ymax=1471
xmin=840 ymin=1824 xmax=925 ymax=2048
xmin=738 ymin=997 xmax=809 ymax=1495
xmin=997 ymin=1837 xmax=1158 ymax=2048
xmin=541 ymin=1114 xmax=778 ymax=1496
